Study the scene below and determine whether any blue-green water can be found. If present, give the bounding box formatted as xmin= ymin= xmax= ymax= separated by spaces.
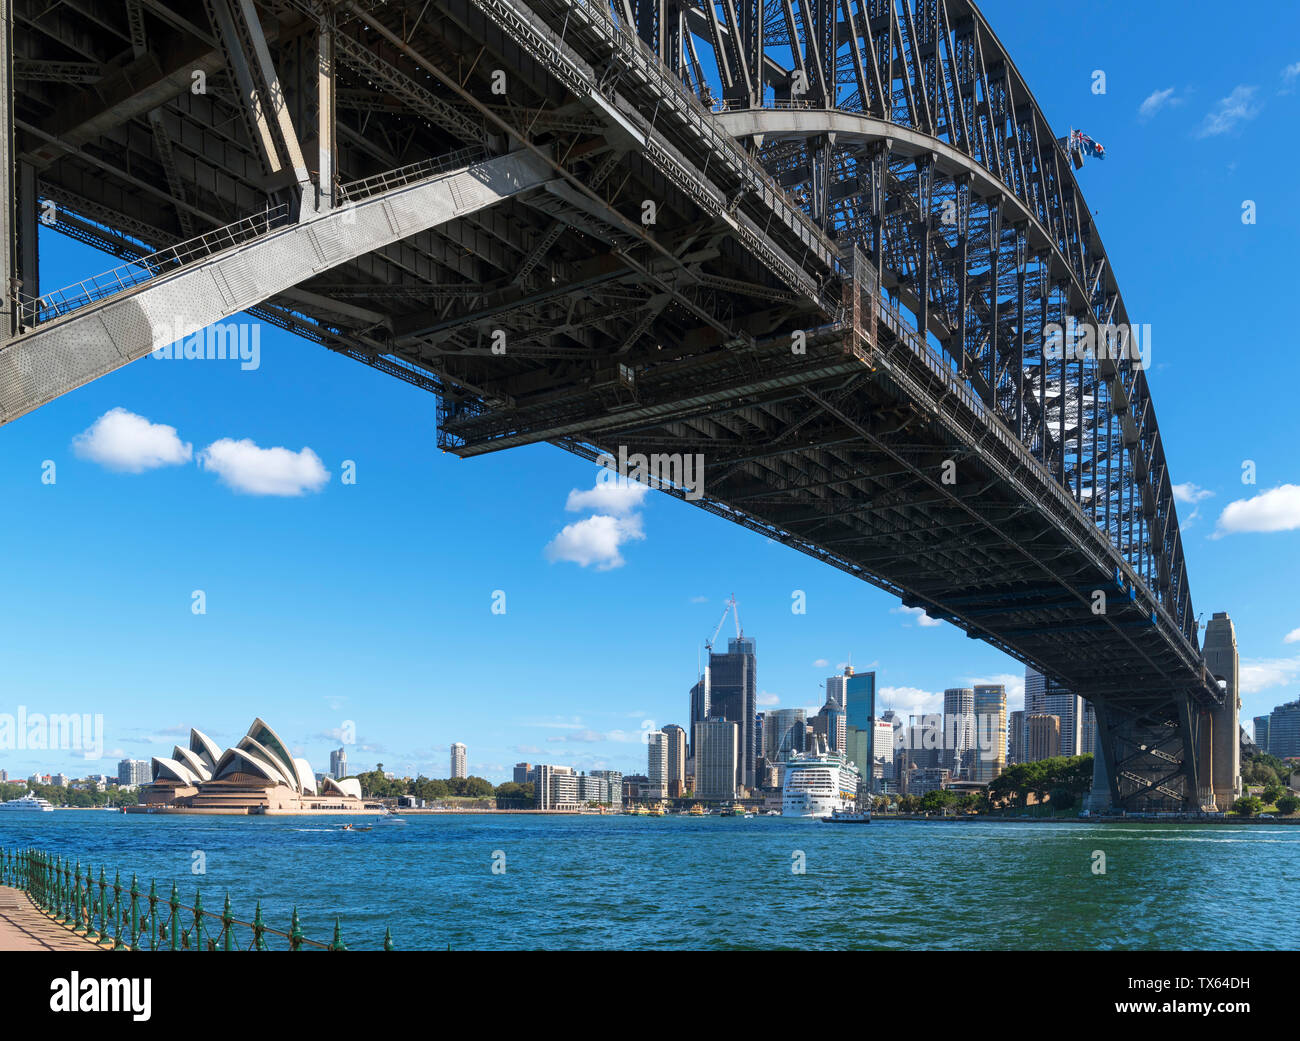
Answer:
xmin=1 ymin=813 xmax=1293 ymax=949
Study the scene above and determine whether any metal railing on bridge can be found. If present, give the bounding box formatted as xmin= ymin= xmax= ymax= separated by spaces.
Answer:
xmin=21 ymin=204 xmax=290 ymax=327
xmin=336 ymin=145 xmax=488 ymax=204
xmin=1 ymin=846 xmax=394 ymax=951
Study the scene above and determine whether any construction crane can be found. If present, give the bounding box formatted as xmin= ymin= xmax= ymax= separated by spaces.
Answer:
xmin=705 ymin=594 xmax=741 ymax=652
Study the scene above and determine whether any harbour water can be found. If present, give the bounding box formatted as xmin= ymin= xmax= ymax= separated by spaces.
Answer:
xmin=0 ymin=813 xmax=1291 ymax=950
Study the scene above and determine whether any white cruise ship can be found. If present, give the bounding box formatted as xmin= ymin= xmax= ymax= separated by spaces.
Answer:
xmin=0 ymin=793 xmax=55 ymax=812
xmin=782 ymin=744 xmax=861 ymax=818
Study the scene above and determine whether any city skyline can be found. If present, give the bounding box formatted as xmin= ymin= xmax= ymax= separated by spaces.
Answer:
xmin=0 ymin=0 xmax=1297 ymax=787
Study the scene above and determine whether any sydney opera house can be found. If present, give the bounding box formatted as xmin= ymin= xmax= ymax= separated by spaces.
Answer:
xmin=127 ymin=718 xmax=380 ymax=815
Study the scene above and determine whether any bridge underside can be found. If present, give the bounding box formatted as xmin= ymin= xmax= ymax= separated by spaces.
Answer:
xmin=1 ymin=0 xmax=1227 ymax=809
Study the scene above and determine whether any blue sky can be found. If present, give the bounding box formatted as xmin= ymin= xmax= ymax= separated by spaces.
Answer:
xmin=2 ymin=0 xmax=1298 ymax=782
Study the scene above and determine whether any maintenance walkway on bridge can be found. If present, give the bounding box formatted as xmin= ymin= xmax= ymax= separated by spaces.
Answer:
xmin=0 ymin=885 xmax=104 ymax=951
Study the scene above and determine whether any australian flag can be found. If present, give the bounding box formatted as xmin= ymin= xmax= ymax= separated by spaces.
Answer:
xmin=1073 ymin=129 xmax=1106 ymax=160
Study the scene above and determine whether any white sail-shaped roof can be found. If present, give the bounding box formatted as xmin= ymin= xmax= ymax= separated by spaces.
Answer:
xmin=151 ymin=756 xmax=200 ymax=784
xmin=237 ymin=735 xmax=303 ymax=789
xmin=245 ymin=718 xmax=299 ymax=790
xmin=320 ymin=776 xmax=362 ymax=799
xmin=214 ymin=746 xmax=291 ymax=786
xmin=293 ymin=758 xmax=317 ymax=794
xmin=172 ymin=746 xmax=212 ymax=781
xmin=190 ymin=728 xmax=222 ymax=771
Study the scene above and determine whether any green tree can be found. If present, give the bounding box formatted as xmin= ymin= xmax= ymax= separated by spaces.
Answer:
xmin=1233 ymin=795 xmax=1264 ymax=818
xmin=1275 ymin=794 xmax=1299 ymax=817
xmin=1261 ymin=783 xmax=1285 ymax=805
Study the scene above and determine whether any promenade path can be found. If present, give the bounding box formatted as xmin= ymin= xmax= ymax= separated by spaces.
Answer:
xmin=0 ymin=885 xmax=104 ymax=951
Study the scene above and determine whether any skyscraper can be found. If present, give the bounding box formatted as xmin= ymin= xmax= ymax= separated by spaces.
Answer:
xmin=813 ymin=697 xmax=846 ymax=753
xmin=1026 ymin=713 xmax=1061 ymax=761
xmin=647 ymin=732 xmax=668 ymax=800
xmin=1265 ymin=701 xmax=1300 ymax=759
xmin=942 ymin=687 xmax=975 ymax=779
xmin=709 ymin=636 xmax=756 ymax=790
xmin=1007 ymin=710 xmax=1025 ymax=765
xmin=513 ymin=762 xmax=533 ymax=784
xmin=1025 ymin=667 xmax=1083 ymax=757
xmin=1253 ymin=715 xmax=1271 ymax=754
xmin=763 ymin=708 xmax=806 ymax=761
xmin=661 ymin=724 xmax=687 ymax=797
xmin=844 ymin=668 xmax=876 ymax=782
xmin=693 ymin=718 xmax=739 ymax=801
xmin=825 ymin=671 xmax=848 ymax=709
xmin=688 ymin=668 xmax=710 ymax=758
xmin=973 ymin=684 xmax=1007 ymax=783
xmin=329 ymin=747 xmax=348 ymax=780
xmin=450 ymin=742 xmax=467 ymax=779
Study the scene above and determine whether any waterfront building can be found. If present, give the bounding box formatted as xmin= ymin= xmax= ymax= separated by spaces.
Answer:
xmin=622 ymin=774 xmax=649 ymax=803
xmin=647 ymin=731 xmax=669 ymax=800
xmin=534 ymin=764 xmax=580 ymax=810
xmin=825 ymin=671 xmax=847 ymax=709
xmin=329 ymin=747 xmax=348 ymax=780
xmin=873 ymin=719 xmax=896 ymax=784
xmin=1025 ymin=667 xmax=1083 ymax=757
xmin=1080 ymin=701 xmax=1096 ymax=757
xmin=844 ymin=668 xmax=877 ymax=784
xmin=513 ymin=762 xmax=533 ymax=784
xmin=590 ymin=769 xmax=623 ymax=807
xmin=1266 ymin=701 xmax=1300 ymax=760
xmin=661 ymin=725 xmax=687 ymax=797
xmin=1253 ymin=716 xmax=1270 ymax=755
xmin=708 ymin=637 xmax=757 ymax=789
xmin=450 ymin=742 xmax=467 ymax=779
xmin=942 ymin=687 xmax=975 ymax=779
xmin=973 ymin=685 xmax=1007 ymax=783
xmin=694 ymin=718 xmax=739 ymax=801
xmin=763 ymin=708 xmax=806 ymax=761
xmin=1026 ymin=714 xmax=1061 ymax=762
xmin=905 ymin=766 xmax=951 ymax=797
xmin=1007 ymin=710 xmax=1025 ymax=765
xmin=812 ymin=698 xmax=846 ymax=752
xmin=117 ymin=759 xmax=150 ymax=786
xmin=688 ymin=669 xmax=710 ymax=758
xmin=134 ymin=720 xmax=373 ymax=814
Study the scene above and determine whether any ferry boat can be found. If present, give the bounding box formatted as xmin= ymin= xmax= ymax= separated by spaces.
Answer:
xmin=782 ymin=745 xmax=861 ymax=818
xmin=0 ymin=793 xmax=55 ymax=812
xmin=688 ymin=803 xmax=706 ymax=816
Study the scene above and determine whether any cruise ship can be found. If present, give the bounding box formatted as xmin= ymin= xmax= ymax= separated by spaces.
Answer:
xmin=781 ymin=743 xmax=862 ymax=818
xmin=0 ymin=793 xmax=55 ymax=812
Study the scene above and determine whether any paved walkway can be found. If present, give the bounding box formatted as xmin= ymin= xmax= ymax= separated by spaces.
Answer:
xmin=0 ymin=886 xmax=103 ymax=951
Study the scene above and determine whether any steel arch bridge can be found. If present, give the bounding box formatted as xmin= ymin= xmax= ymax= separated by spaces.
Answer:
xmin=0 ymin=0 xmax=1237 ymax=809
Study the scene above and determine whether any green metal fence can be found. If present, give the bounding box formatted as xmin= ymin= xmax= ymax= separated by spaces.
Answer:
xmin=0 ymin=847 xmax=394 ymax=951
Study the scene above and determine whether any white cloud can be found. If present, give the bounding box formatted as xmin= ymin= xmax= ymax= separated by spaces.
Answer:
xmin=1172 ymin=482 xmax=1214 ymax=504
xmin=1240 ymin=656 xmax=1300 ymax=695
xmin=1213 ymin=484 xmax=1300 ymax=537
xmin=1281 ymin=62 xmax=1300 ymax=94
xmin=1196 ymin=85 xmax=1260 ymax=137
xmin=811 ymin=658 xmax=829 ymax=669
xmin=892 ymin=605 xmax=941 ymax=627
xmin=545 ymin=513 xmax=645 ymax=569
xmin=565 ymin=480 xmax=649 ymax=515
xmin=1285 ymin=628 xmax=1300 ymax=644
xmin=689 ymin=595 xmax=709 ymax=603
xmin=879 ymin=685 xmax=943 ymax=717
xmin=757 ymin=692 xmax=780 ymax=707
xmin=197 ymin=438 xmax=330 ymax=496
xmin=72 ymin=407 xmax=192 ymax=472
xmin=1138 ymin=86 xmax=1180 ymax=120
